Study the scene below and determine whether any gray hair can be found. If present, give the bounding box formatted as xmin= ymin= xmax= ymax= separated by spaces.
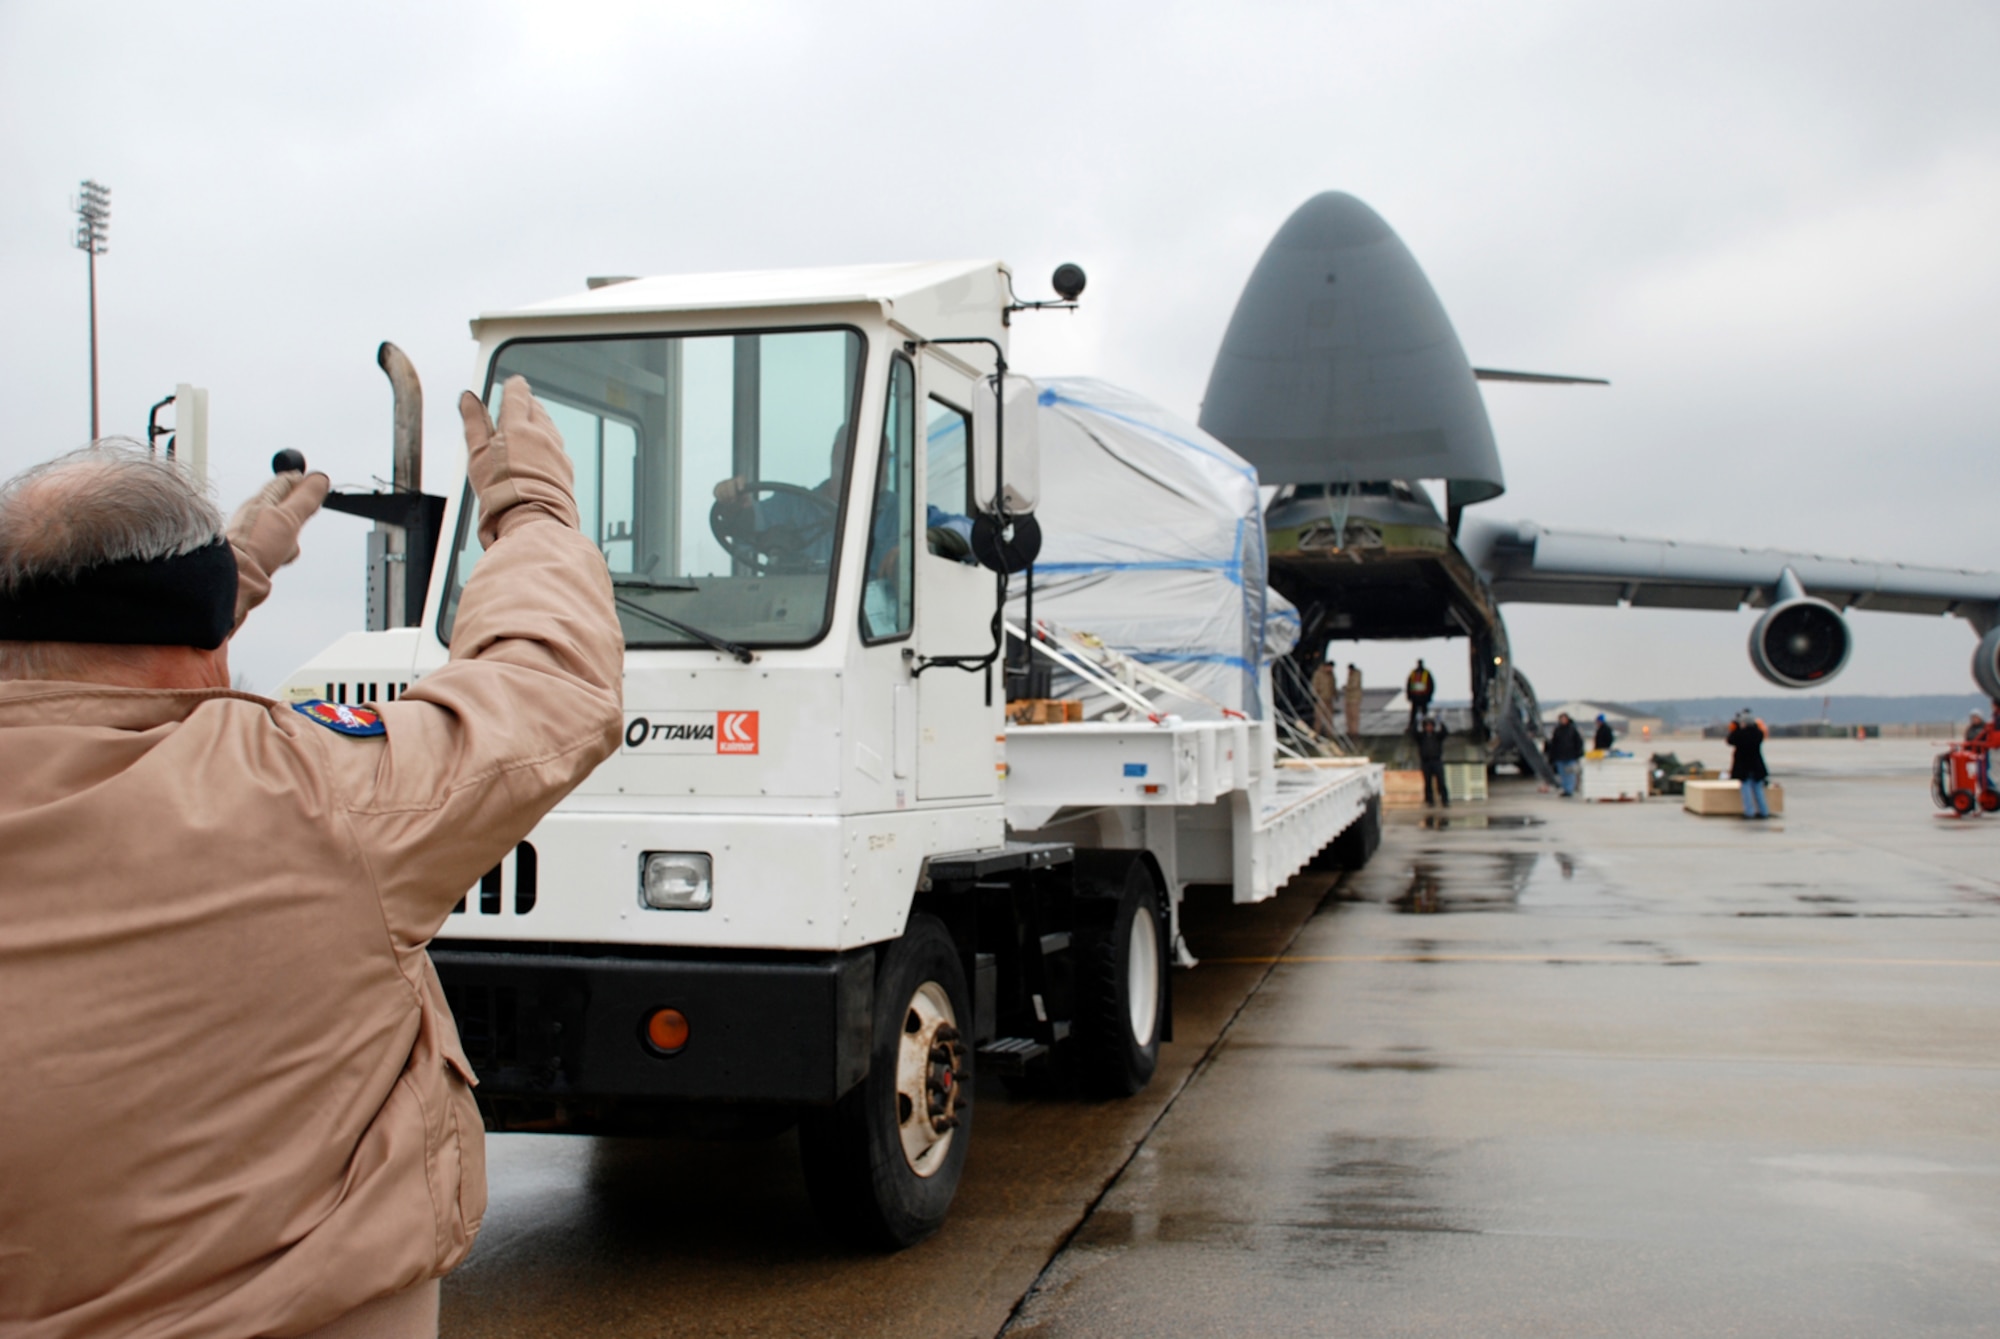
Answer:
xmin=0 ymin=440 xmax=222 ymax=594
xmin=0 ymin=441 xmax=222 ymax=680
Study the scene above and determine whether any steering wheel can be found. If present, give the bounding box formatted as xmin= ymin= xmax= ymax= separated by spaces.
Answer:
xmin=709 ymin=481 xmax=838 ymax=573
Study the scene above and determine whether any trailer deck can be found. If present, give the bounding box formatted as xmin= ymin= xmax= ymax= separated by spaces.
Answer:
xmin=1003 ymin=718 xmax=1383 ymax=910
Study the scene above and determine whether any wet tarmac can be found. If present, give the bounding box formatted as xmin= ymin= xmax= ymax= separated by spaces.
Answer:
xmin=444 ymin=739 xmax=2000 ymax=1336
xmin=1006 ymin=739 xmax=2000 ymax=1336
xmin=439 ymin=848 xmax=1338 ymax=1337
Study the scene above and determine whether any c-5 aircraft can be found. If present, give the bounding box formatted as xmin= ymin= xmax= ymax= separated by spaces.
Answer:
xmin=1196 ymin=192 xmax=2000 ymax=769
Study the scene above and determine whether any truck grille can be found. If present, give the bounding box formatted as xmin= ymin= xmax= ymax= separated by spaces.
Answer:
xmin=437 ymin=966 xmax=583 ymax=1088
xmin=447 ymin=982 xmax=522 ymax=1066
xmin=450 ymin=841 xmax=539 ymax=917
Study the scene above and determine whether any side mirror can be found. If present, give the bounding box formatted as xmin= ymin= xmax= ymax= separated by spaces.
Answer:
xmin=970 ymin=373 xmax=1041 ymax=516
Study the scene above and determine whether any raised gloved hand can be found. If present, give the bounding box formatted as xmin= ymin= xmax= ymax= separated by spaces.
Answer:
xmin=459 ymin=375 xmax=579 ymax=547
xmin=226 ymin=469 xmax=331 ymax=627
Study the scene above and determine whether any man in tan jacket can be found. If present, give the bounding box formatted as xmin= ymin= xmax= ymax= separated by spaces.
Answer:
xmin=0 ymin=378 xmax=622 ymax=1338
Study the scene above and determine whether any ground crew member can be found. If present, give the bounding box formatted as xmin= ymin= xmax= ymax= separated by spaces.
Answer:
xmin=1594 ymin=713 xmax=1615 ymax=751
xmin=0 ymin=376 xmax=622 ymax=1338
xmin=1343 ymin=663 xmax=1363 ymax=739
xmin=1405 ymin=658 xmax=1434 ymax=731
xmin=1311 ymin=656 xmax=1337 ymax=739
xmin=1727 ymin=710 xmax=1772 ymax=819
xmin=1546 ymin=711 xmax=1585 ymax=797
xmin=1975 ymin=702 xmax=2000 ymax=750
xmin=1416 ymin=714 xmax=1450 ymax=807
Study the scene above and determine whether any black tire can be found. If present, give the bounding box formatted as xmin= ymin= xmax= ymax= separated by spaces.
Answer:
xmin=1073 ymin=859 xmax=1168 ymax=1099
xmin=798 ymin=915 xmax=971 ymax=1249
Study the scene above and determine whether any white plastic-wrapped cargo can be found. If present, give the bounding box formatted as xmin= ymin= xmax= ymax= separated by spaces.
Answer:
xmin=1006 ymin=378 xmax=1297 ymax=720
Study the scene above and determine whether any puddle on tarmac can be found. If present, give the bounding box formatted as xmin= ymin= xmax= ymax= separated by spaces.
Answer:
xmin=1393 ymin=851 xmax=1599 ymax=914
xmin=1077 ymin=1134 xmax=1468 ymax=1274
xmin=1736 ymin=910 xmax=1973 ymax=919
xmin=1417 ymin=813 xmax=1545 ymax=830
xmin=1336 ymin=1058 xmax=1443 ymax=1072
xmin=1298 ymin=1135 xmax=1470 ymax=1269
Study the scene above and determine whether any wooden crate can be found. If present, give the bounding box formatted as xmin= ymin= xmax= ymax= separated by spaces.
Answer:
xmin=1581 ymin=756 xmax=1648 ymax=802
xmin=1006 ymin=699 xmax=1084 ymax=725
xmin=1442 ymin=762 xmax=1488 ymax=802
xmin=1684 ymin=779 xmax=1739 ymax=814
xmin=1383 ymin=769 xmax=1426 ymax=808
xmin=1684 ymin=779 xmax=1786 ymax=816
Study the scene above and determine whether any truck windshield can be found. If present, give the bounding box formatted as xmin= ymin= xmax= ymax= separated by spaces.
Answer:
xmin=438 ymin=327 xmax=865 ymax=649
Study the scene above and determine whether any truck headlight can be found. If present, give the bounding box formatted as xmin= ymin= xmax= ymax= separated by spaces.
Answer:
xmin=640 ymin=852 xmax=713 ymax=910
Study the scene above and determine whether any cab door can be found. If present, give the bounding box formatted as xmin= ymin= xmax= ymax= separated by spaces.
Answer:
xmin=914 ymin=355 xmax=1001 ymax=800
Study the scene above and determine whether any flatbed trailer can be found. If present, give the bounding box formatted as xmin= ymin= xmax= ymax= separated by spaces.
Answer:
xmin=1006 ymin=717 xmax=1380 ymax=921
xmin=279 ymin=258 xmax=1383 ymax=1248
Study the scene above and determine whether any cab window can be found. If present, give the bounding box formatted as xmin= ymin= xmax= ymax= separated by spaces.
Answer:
xmin=862 ymin=356 xmax=915 ymax=642
xmin=437 ymin=327 xmax=864 ymax=650
xmin=926 ymin=397 xmax=971 ymax=516
xmin=924 ymin=398 xmax=975 ymax=564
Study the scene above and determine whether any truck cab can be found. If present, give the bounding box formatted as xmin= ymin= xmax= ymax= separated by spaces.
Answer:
xmin=284 ymin=262 xmax=1164 ymax=1247
xmin=283 ymin=259 xmax=1381 ymax=1248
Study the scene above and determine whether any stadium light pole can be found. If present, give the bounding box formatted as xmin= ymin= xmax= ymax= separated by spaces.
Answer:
xmin=74 ymin=180 xmax=111 ymax=439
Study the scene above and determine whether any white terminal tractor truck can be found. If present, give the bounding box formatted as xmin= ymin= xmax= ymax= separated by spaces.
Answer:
xmin=278 ymin=261 xmax=1384 ymax=1247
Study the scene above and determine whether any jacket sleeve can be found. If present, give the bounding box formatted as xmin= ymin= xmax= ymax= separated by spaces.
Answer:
xmin=330 ymin=515 xmax=624 ymax=948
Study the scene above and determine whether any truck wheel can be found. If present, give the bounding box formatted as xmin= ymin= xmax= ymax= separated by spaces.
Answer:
xmin=799 ymin=914 xmax=970 ymax=1249
xmin=1075 ymin=861 xmax=1167 ymax=1098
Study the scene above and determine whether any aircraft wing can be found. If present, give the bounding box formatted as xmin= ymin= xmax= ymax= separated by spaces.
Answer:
xmin=1460 ymin=517 xmax=2000 ymax=629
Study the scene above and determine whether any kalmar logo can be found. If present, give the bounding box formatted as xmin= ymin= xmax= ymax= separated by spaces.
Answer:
xmin=718 ymin=711 xmax=759 ymax=754
xmin=620 ymin=711 xmax=759 ymax=754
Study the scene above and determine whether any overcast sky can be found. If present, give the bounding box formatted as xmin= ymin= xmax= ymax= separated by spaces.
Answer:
xmin=4 ymin=0 xmax=1996 ymax=701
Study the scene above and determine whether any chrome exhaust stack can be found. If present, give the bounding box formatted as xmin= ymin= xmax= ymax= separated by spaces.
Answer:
xmin=287 ymin=341 xmax=447 ymax=631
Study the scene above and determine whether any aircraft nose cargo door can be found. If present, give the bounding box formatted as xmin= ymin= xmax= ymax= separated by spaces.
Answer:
xmin=916 ymin=356 xmax=1001 ymax=800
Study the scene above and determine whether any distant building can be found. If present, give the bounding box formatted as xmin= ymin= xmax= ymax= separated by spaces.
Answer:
xmin=1547 ymin=700 xmax=1667 ymax=740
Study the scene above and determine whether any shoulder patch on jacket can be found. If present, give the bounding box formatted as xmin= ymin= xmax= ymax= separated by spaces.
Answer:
xmin=293 ymin=700 xmax=387 ymax=737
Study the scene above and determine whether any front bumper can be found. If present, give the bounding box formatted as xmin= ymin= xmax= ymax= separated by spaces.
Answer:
xmin=433 ymin=945 xmax=875 ymax=1109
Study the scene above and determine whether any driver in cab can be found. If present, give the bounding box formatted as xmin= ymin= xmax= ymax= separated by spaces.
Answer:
xmin=710 ymin=426 xmax=976 ymax=573
xmin=710 ymin=427 xmax=848 ymax=569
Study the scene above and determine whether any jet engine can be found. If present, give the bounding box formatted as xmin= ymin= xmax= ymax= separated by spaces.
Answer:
xmin=1971 ymin=626 xmax=2000 ymax=701
xmin=1748 ymin=567 xmax=1851 ymax=688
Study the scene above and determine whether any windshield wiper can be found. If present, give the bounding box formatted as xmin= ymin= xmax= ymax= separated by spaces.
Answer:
xmin=612 ymin=574 xmax=699 ymax=590
xmin=614 ymin=595 xmax=755 ymax=663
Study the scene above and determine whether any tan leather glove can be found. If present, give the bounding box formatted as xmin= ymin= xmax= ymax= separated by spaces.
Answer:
xmin=226 ymin=470 xmax=331 ymax=627
xmin=460 ymin=375 xmax=579 ymax=547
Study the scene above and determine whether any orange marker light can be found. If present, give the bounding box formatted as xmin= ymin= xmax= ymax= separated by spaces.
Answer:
xmin=645 ymin=1008 xmax=689 ymax=1053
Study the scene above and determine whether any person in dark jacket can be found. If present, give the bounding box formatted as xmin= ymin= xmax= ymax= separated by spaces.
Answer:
xmin=1593 ymin=714 xmax=1614 ymax=751
xmin=1726 ymin=711 xmax=1771 ymax=818
xmin=1546 ymin=712 xmax=1585 ymax=797
xmin=1416 ymin=714 xmax=1450 ymax=807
